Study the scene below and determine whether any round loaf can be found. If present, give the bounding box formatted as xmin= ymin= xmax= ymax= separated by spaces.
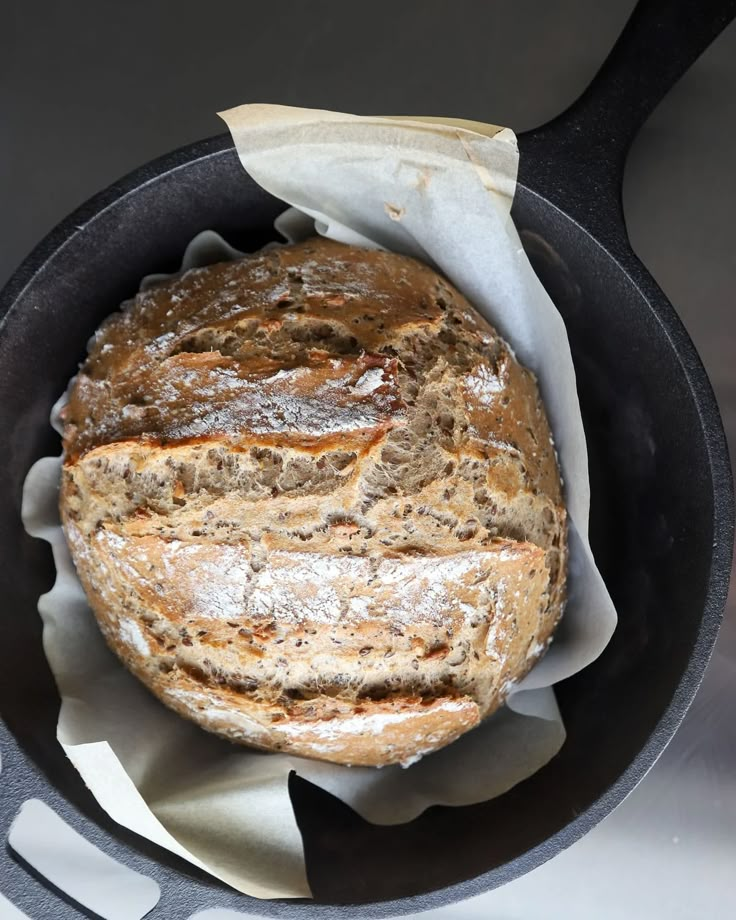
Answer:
xmin=60 ymin=238 xmax=567 ymax=767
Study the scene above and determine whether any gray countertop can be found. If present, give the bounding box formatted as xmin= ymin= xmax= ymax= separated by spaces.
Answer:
xmin=2 ymin=1 xmax=735 ymax=917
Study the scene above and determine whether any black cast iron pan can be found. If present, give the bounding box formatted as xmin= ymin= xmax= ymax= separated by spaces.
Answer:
xmin=0 ymin=0 xmax=733 ymax=916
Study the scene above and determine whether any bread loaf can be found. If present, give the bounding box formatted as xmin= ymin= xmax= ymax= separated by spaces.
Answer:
xmin=60 ymin=238 xmax=567 ymax=767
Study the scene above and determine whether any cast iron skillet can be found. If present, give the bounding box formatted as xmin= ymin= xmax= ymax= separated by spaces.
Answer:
xmin=0 ymin=0 xmax=734 ymax=917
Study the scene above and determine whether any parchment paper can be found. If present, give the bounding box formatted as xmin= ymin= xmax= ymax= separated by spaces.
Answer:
xmin=21 ymin=105 xmax=618 ymax=899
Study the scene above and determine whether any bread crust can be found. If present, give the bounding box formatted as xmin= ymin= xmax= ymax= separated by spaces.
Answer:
xmin=60 ymin=238 xmax=567 ymax=766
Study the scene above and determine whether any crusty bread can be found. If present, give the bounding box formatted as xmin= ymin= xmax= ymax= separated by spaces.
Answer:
xmin=60 ymin=238 xmax=567 ymax=767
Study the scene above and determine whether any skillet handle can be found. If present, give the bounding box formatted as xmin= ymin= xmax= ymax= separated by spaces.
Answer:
xmin=518 ymin=0 xmax=736 ymax=239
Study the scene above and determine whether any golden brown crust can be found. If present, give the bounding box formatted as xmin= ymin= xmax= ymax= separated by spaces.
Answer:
xmin=60 ymin=238 xmax=567 ymax=766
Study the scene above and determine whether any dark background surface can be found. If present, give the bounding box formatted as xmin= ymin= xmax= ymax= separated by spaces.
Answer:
xmin=2 ymin=2 xmax=735 ymax=917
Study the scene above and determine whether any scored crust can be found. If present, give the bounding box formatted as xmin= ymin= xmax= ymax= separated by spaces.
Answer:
xmin=60 ymin=238 xmax=567 ymax=766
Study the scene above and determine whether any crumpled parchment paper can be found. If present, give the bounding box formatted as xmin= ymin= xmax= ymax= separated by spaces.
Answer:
xmin=21 ymin=105 xmax=617 ymax=898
